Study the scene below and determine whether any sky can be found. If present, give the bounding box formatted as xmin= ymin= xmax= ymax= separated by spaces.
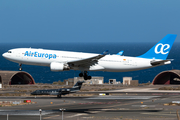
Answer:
xmin=0 ymin=0 xmax=180 ymax=43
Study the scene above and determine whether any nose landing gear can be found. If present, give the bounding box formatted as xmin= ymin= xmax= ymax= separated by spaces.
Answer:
xmin=79 ymin=71 xmax=92 ymax=80
xmin=19 ymin=63 xmax=22 ymax=71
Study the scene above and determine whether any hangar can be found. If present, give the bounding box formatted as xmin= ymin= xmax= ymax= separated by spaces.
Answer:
xmin=152 ymin=70 xmax=180 ymax=85
xmin=0 ymin=71 xmax=35 ymax=86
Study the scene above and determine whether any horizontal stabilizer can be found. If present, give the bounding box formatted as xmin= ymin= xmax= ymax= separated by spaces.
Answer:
xmin=150 ymin=59 xmax=173 ymax=66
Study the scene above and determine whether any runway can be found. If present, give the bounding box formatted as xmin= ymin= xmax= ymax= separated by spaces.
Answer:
xmin=85 ymin=95 xmax=159 ymax=99
xmin=0 ymin=94 xmax=180 ymax=120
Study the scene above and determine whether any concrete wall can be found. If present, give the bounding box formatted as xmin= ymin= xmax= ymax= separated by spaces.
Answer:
xmin=109 ymin=79 xmax=116 ymax=84
xmin=130 ymin=80 xmax=139 ymax=86
xmin=123 ymin=77 xmax=132 ymax=85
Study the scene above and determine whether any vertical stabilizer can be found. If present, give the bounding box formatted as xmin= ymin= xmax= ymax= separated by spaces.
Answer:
xmin=138 ymin=34 xmax=177 ymax=60
xmin=72 ymin=81 xmax=84 ymax=90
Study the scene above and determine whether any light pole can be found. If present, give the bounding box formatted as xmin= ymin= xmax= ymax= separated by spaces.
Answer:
xmin=39 ymin=109 xmax=42 ymax=120
xmin=59 ymin=108 xmax=66 ymax=120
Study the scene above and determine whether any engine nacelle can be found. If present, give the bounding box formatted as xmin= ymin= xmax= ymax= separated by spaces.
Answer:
xmin=50 ymin=62 xmax=70 ymax=71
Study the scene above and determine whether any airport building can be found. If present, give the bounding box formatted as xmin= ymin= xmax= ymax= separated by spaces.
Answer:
xmin=152 ymin=70 xmax=180 ymax=85
xmin=64 ymin=77 xmax=104 ymax=85
xmin=109 ymin=79 xmax=116 ymax=84
xmin=123 ymin=77 xmax=139 ymax=86
xmin=123 ymin=77 xmax=132 ymax=85
xmin=0 ymin=71 xmax=35 ymax=88
xmin=109 ymin=79 xmax=121 ymax=84
xmin=1 ymin=69 xmax=180 ymax=88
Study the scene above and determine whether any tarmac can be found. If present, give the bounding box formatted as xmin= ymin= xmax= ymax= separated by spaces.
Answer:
xmin=0 ymin=87 xmax=180 ymax=120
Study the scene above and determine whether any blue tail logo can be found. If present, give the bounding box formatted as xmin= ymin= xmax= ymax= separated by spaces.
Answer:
xmin=154 ymin=43 xmax=170 ymax=55
xmin=138 ymin=34 xmax=177 ymax=60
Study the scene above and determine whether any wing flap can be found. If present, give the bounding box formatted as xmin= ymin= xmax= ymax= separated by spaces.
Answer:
xmin=68 ymin=50 xmax=108 ymax=68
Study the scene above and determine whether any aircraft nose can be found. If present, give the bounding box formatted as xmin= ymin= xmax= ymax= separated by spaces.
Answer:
xmin=2 ymin=53 xmax=7 ymax=58
xmin=2 ymin=52 xmax=11 ymax=59
xmin=31 ymin=91 xmax=36 ymax=95
xmin=31 ymin=90 xmax=39 ymax=95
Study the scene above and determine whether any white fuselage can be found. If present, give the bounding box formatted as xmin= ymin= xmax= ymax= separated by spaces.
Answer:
xmin=2 ymin=48 xmax=161 ymax=72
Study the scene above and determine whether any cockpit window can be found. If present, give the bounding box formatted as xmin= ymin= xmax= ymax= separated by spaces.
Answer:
xmin=8 ymin=51 xmax=12 ymax=53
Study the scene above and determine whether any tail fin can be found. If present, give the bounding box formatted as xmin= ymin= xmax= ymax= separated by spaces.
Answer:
xmin=138 ymin=34 xmax=177 ymax=60
xmin=72 ymin=81 xmax=84 ymax=90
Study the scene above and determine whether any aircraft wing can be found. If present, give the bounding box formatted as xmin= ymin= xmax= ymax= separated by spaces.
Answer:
xmin=68 ymin=50 xmax=108 ymax=68
xmin=150 ymin=59 xmax=173 ymax=66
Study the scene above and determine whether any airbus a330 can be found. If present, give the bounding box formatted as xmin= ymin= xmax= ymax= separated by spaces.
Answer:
xmin=2 ymin=34 xmax=177 ymax=80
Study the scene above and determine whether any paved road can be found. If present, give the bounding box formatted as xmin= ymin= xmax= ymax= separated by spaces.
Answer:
xmin=0 ymin=94 xmax=180 ymax=120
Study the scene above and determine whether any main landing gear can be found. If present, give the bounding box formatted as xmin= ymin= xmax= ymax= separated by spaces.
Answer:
xmin=79 ymin=71 xmax=92 ymax=80
xmin=57 ymin=94 xmax=62 ymax=98
xmin=19 ymin=63 xmax=22 ymax=71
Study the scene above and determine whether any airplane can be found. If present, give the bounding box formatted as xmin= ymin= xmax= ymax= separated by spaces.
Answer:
xmin=2 ymin=34 xmax=177 ymax=80
xmin=31 ymin=81 xmax=84 ymax=98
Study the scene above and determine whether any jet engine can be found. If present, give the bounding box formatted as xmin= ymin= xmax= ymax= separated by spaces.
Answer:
xmin=50 ymin=62 xmax=70 ymax=71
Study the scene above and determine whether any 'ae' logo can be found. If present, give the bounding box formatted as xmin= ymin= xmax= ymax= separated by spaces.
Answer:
xmin=154 ymin=43 xmax=170 ymax=55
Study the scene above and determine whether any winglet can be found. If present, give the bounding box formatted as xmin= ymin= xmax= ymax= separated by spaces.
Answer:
xmin=101 ymin=50 xmax=109 ymax=55
xmin=117 ymin=51 xmax=124 ymax=55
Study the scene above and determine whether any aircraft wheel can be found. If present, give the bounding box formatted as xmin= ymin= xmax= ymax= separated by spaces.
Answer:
xmin=79 ymin=73 xmax=83 ymax=77
xmin=87 ymin=76 xmax=92 ymax=80
xmin=19 ymin=63 xmax=22 ymax=71
xmin=84 ymin=76 xmax=88 ymax=80
xmin=57 ymin=95 xmax=61 ymax=98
